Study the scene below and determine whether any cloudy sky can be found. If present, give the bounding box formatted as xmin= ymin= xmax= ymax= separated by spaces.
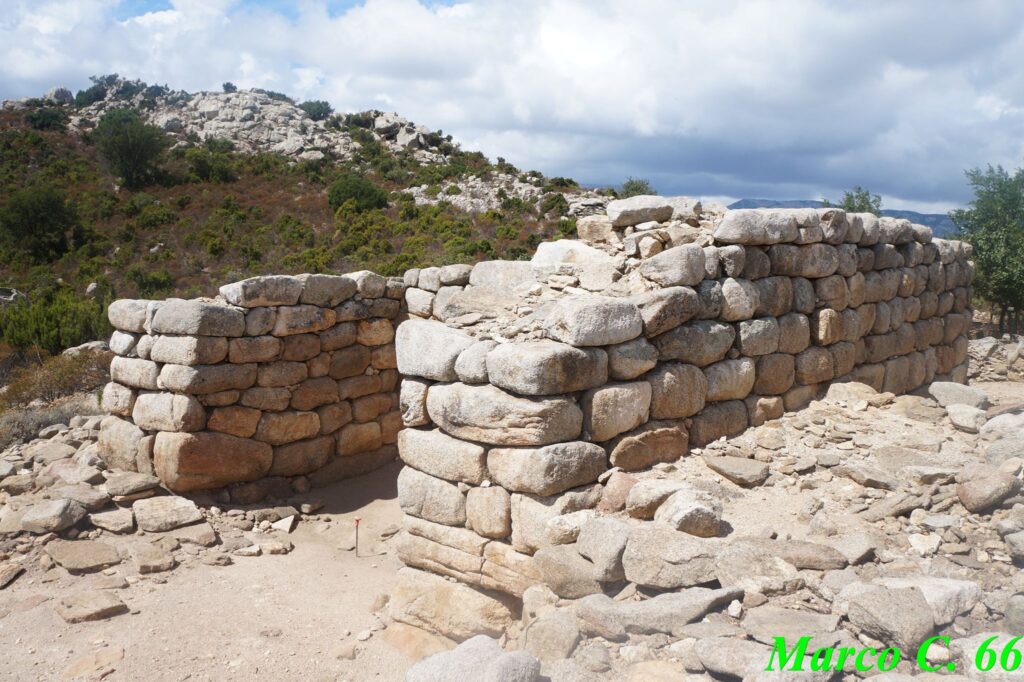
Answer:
xmin=4 ymin=0 xmax=1024 ymax=212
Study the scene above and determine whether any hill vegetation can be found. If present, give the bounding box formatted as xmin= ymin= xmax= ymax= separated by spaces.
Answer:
xmin=0 ymin=77 xmax=592 ymax=360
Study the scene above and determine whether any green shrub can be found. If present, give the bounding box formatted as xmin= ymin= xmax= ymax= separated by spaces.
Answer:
xmin=134 ymin=203 xmax=177 ymax=230
xmin=253 ymin=88 xmax=294 ymax=104
xmin=620 ymin=177 xmax=656 ymax=197
xmin=223 ymin=82 xmax=238 ymax=93
xmin=74 ymin=83 xmax=106 ymax=107
xmin=25 ymin=107 xmax=68 ymax=131
xmin=495 ymin=224 xmax=519 ymax=240
xmin=126 ymin=265 xmax=173 ymax=296
xmin=0 ymin=288 xmax=110 ymax=354
xmin=299 ymin=100 xmax=333 ymax=121
xmin=185 ymin=146 xmax=237 ymax=182
xmin=328 ymin=174 xmax=389 ymax=213
xmin=123 ymin=192 xmax=155 ymax=217
xmin=539 ymin=192 xmax=569 ymax=217
xmin=94 ymin=109 xmax=167 ymax=189
xmin=0 ymin=184 xmax=77 ymax=263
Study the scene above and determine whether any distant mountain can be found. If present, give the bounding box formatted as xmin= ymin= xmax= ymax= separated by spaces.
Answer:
xmin=727 ymin=199 xmax=958 ymax=238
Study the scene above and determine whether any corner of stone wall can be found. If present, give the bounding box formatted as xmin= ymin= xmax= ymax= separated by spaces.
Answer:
xmin=98 ymin=271 xmax=406 ymax=502
xmin=389 ymin=200 xmax=975 ymax=638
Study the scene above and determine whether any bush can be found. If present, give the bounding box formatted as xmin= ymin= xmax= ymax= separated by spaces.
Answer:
xmin=620 ymin=177 xmax=656 ymax=198
xmin=299 ymin=100 xmax=333 ymax=121
xmin=186 ymin=146 xmax=237 ymax=182
xmin=253 ymin=88 xmax=294 ymax=104
xmin=0 ymin=350 xmax=110 ymax=409
xmin=539 ymin=192 xmax=569 ymax=217
xmin=328 ymin=174 xmax=389 ymax=213
xmin=94 ymin=109 xmax=167 ymax=189
xmin=126 ymin=265 xmax=173 ymax=296
xmin=0 ymin=184 xmax=77 ymax=263
xmin=0 ymin=392 xmax=102 ymax=449
xmin=74 ymin=83 xmax=107 ymax=107
xmin=223 ymin=82 xmax=238 ymax=93
xmin=0 ymin=288 xmax=110 ymax=354
xmin=25 ymin=107 xmax=68 ymax=131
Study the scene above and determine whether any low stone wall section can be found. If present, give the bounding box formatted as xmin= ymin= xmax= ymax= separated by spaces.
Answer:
xmin=98 ymin=270 xmax=405 ymax=502
xmin=391 ymin=203 xmax=974 ymax=614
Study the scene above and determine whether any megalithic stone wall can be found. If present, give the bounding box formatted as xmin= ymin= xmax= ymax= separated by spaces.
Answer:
xmin=98 ymin=270 xmax=405 ymax=502
xmin=390 ymin=200 xmax=974 ymax=622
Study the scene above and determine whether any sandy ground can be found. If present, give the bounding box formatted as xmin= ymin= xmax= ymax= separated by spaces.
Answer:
xmin=0 ymin=461 xmax=413 ymax=681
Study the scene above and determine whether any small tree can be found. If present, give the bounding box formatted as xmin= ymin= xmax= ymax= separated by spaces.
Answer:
xmin=620 ymin=177 xmax=656 ymax=198
xmin=826 ymin=185 xmax=882 ymax=215
xmin=94 ymin=109 xmax=167 ymax=189
xmin=950 ymin=164 xmax=1024 ymax=334
xmin=25 ymin=107 xmax=68 ymax=131
xmin=222 ymin=82 xmax=238 ymax=93
xmin=328 ymin=174 xmax=389 ymax=213
xmin=299 ymin=100 xmax=333 ymax=121
xmin=0 ymin=184 xmax=77 ymax=263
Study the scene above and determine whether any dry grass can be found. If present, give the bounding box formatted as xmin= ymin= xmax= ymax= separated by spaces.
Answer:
xmin=0 ymin=392 xmax=101 ymax=450
xmin=0 ymin=349 xmax=110 ymax=409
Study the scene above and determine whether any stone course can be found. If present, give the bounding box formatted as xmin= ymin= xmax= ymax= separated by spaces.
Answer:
xmin=96 ymin=199 xmax=977 ymax=645
xmin=389 ymin=199 xmax=975 ymax=635
xmin=99 ymin=271 xmax=403 ymax=498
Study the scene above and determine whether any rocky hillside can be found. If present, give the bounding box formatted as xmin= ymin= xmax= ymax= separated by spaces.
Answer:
xmin=0 ymin=76 xmax=607 ymax=356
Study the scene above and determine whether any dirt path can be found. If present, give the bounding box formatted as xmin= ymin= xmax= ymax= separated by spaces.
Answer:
xmin=0 ymin=462 xmax=412 ymax=681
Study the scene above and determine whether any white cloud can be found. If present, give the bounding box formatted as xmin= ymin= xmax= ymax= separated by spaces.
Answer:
xmin=3 ymin=0 xmax=1024 ymax=210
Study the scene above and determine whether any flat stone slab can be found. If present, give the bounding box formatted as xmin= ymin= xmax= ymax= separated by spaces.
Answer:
xmin=132 ymin=496 xmax=204 ymax=532
xmin=103 ymin=471 xmax=161 ymax=497
xmin=89 ymin=508 xmax=135 ymax=534
xmin=55 ymin=591 xmax=129 ymax=623
xmin=20 ymin=499 xmax=87 ymax=533
xmin=702 ymin=455 xmax=769 ymax=487
xmin=0 ymin=563 xmax=24 ymax=589
xmin=133 ymin=543 xmax=176 ymax=574
xmin=46 ymin=540 xmax=122 ymax=573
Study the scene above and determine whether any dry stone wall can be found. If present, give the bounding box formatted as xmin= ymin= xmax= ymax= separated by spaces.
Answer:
xmin=390 ymin=198 xmax=975 ymax=629
xmin=95 ymin=197 xmax=977 ymax=639
xmin=98 ymin=271 xmax=405 ymax=502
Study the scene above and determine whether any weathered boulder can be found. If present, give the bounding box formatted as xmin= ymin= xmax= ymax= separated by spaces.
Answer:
xmin=397 ymin=466 xmax=467 ymax=526
xmin=845 ymin=584 xmax=934 ymax=650
xmin=607 ymin=337 xmax=659 ymax=380
xmin=647 ymin=362 xmax=707 ymax=420
xmin=622 ymin=524 xmax=720 ymax=589
xmin=132 ymin=392 xmax=206 ymax=432
xmin=544 ymin=296 xmax=643 ymax=346
xmin=132 ymin=496 xmax=204 ymax=532
xmin=582 ymin=381 xmax=651 ymax=442
xmin=396 ymin=319 xmax=474 ymax=381
xmin=927 ymin=381 xmax=989 ymax=409
xmin=607 ymin=421 xmax=689 ymax=470
xmin=389 ymin=568 xmax=515 ymax=641
xmin=703 ymin=358 xmax=756 ymax=401
xmin=426 ymin=383 xmax=583 ymax=446
xmin=638 ymin=244 xmax=706 ymax=287
xmin=713 ymin=209 xmax=799 ymax=245
xmin=653 ymin=320 xmax=735 ymax=366
xmin=488 ymin=442 xmax=607 ymax=496
xmin=151 ymin=300 xmax=245 ymax=336
xmin=219 ymin=275 xmax=303 ymax=307
xmin=654 ymin=488 xmax=721 ymax=537
xmin=399 ymin=428 xmax=487 ymax=484
xmin=957 ymin=464 xmax=1020 ymax=513
xmin=486 ymin=341 xmax=607 ymax=395
xmin=153 ymin=431 xmax=273 ymax=491
xmin=628 ymin=287 xmax=701 ymax=337
xmin=606 ymin=195 xmax=672 ymax=227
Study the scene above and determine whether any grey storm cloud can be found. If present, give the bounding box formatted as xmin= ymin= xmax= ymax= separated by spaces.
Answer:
xmin=3 ymin=0 xmax=1024 ymax=211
